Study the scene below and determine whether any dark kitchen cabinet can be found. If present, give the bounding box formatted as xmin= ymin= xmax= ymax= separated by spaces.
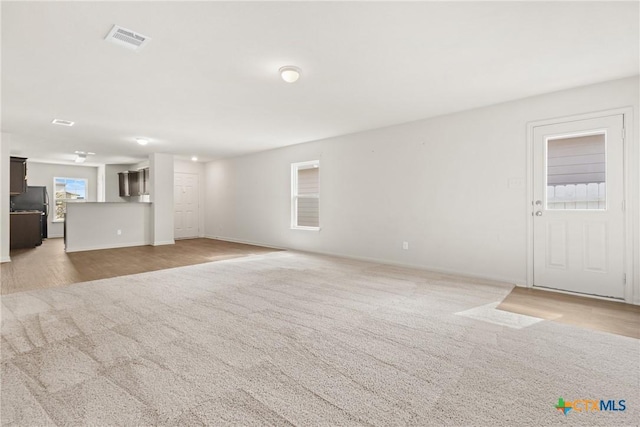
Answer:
xmin=118 ymin=168 xmax=149 ymax=197
xmin=10 ymin=212 xmax=42 ymax=249
xmin=118 ymin=171 xmax=139 ymax=196
xmin=10 ymin=157 xmax=27 ymax=195
xmin=118 ymin=172 xmax=128 ymax=196
xmin=141 ymin=168 xmax=150 ymax=195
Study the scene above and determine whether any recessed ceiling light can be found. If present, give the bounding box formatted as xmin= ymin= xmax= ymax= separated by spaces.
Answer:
xmin=74 ymin=151 xmax=95 ymax=155
xmin=52 ymin=119 xmax=75 ymax=127
xmin=191 ymin=156 xmax=198 ymax=162
xmin=279 ymin=66 xmax=301 ymax=83
xmin=136 ymin=138 xmax=149 ymax=146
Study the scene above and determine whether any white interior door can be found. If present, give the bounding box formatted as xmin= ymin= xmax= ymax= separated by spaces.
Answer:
xmin=174 ymin=173 xmax=198 ymax=239
xmin=533 ymin=115 xmax=626 ymax=298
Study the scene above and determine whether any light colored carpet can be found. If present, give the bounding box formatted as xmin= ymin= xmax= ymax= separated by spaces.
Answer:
xmin=1 ymin=251 xmax=638 ymax=426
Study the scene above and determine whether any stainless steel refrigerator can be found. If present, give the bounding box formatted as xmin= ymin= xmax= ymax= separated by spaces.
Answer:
xmin=10 ymin=186 xmax=49 ymax=239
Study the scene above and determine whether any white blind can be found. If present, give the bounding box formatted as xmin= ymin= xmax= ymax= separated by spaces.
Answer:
xmin=547 ymin=134 xmax=605 ymax=185
xmin=298 ymin=168 xmax=319 ymax=194
xmin=296 ymin=166 xmax=319 ymax=227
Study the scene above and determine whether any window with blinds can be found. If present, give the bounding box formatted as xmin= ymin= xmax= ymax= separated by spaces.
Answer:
xmin=291 ymin=160 xmax=320 ymax=229
xmin=546 ymin=133 xmax=606 ymax=210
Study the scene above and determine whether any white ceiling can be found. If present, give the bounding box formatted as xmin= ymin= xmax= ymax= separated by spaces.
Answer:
xmin=2 ymin=1 xmax=638 ymax=165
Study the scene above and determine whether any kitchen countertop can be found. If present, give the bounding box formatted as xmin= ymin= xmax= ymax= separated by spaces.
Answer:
xmin=10 ymin=211 xmax=43 ymax=215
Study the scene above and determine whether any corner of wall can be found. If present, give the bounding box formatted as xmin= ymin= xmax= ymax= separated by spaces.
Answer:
xmin=0 ymin=134 xmax=11 ymax=263
xmin=150 ymin=153 xmax=175 ymax=245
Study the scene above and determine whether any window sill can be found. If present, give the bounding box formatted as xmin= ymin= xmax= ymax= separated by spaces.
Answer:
xmin=52 ymin=219 xmax=65 ymax=223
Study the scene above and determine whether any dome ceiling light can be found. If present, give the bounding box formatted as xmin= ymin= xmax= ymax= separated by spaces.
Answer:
xmin=279 ymin=66 xmax=301 ymax=83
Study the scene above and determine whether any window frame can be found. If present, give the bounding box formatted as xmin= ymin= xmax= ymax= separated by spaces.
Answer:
xmin=53 ymin=177 xmax=88 ymax=223
xmin=291 ymin=160 xmax=320 ymax=231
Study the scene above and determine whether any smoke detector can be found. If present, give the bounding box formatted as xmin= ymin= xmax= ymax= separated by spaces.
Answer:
xmin=105 ymin=25 xmax=151 ymax=51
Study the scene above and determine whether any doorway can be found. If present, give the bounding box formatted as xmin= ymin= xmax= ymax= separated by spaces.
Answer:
xmin=531 ymin=114 xmax=626 ymax=299
xmin=174 ymin=173 xmax=199 ymax=239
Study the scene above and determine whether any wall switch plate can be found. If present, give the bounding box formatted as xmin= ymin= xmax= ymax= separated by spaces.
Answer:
xmin=117 ymin=229 xmax=122 ymax=235
xmin=402 ymin=241 xmax=409 ymax=250
xmin=508 ymin=178 xmax=525 ymax=189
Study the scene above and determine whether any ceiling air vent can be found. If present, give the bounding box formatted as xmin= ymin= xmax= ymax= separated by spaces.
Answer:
xmin=105 ymin=25 xmax=150 ymax=51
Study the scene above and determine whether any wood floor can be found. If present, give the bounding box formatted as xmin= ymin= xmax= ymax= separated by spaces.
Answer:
xmin=1 ymin=238 xmax=280 ymax=295
xmin=2 ymin=238 xmax=638 ymax=339
xmin=497 ymin=286 xmax=640 ymax=339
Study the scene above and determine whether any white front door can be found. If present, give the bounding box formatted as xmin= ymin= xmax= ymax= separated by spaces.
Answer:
xmin=533 ymin=115 xmax=625 ymax=298
xmin=174 ymin=173 xmax=198 ymax=239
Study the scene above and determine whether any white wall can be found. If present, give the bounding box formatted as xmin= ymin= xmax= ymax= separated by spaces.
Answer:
xmin=65 ymin=202 xmax=151 ymax=252
xmin=150 ymin=153 xmax=174 ymax=245
xmin=26 ymin=161 xmax=98 ymax=238
xmin=205 ymin=77 xmax=639 ymax=296
xmin=174 ymin=159 xmax=205 ymax=237
xmin=0 ymin=134 xmax=10 ymax=262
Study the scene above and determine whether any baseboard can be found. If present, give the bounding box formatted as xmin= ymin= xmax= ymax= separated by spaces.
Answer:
xmin=205 ymin=235 xmax=286 ymax=250
xmin=65 ymin=241 xmax=151 ymax=253
xmin=303 ymin=248 xmax=522 ymax=286
xmin=152 ymin=240 xmax=175 ymax=246
xmin=0 ymin=256 xmax=11 ymax=263
xmin=47 ymin=233 xmax=64 ymax=239
xmin=205 ymin=235 xmax=520 ymax=286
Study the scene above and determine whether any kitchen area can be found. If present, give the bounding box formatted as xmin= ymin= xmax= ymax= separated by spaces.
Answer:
xmin=8 ymin=156 xmax=157 ymax=253
xmin=6 ymin=153 xmax=176 ymax=258
xmin=9 ymin=157 xmax=48 ymax=249
xmin=3 ymin=152 xmax=175 ymax=266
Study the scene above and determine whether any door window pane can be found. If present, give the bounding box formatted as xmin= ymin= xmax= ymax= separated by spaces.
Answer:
xmin=546 ymin=133 xmax=605 ymax=210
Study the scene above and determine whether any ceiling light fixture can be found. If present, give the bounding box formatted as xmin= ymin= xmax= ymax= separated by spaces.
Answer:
xmin=52 ymin=119 xmax=75 ymax=127
xmin=279 ymin=66 xmax=301 ymax=83
xmin=73 ymin=151 xmax=94 ymax=163
xmin=136 ymin=138 xmax=149 ymax=146
xmin=191 ymin=156 xmax=198 ymax=162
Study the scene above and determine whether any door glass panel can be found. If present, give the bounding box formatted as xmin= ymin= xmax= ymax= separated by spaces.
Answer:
xmin=546 ymin=133 xmax=605 ymax=210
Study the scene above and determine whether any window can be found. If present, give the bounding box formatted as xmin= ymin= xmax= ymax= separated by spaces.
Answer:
xmin=546 ymin=133 xmax=606 ymax=210
xmin=53 ymin=177 xmax=87 ymax=222
xmin=291 ymin=160 xmax=319 ymax=229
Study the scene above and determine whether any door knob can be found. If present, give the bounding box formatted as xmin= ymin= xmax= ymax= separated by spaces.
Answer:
xmin=535 ymin=200 xmax=542 ymax=206
xmin=535 ymin=211 xmax=543 ymax=216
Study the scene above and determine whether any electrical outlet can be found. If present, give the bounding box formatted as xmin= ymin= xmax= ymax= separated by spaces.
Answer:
xmin=117 ymin=229 xmax=122 ymax=235
xmin=402 ymin=241 xmax=409 ymax=250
